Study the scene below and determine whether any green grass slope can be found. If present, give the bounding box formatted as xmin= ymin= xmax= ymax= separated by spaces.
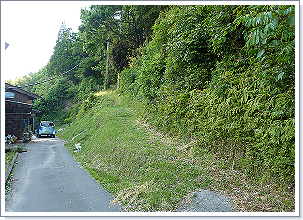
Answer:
xmin=57 ymin=90 xmax=294 ymax=212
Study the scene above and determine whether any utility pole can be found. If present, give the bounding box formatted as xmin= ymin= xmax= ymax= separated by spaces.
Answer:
xmin=117 ymin=21 xmax=122 ymax=90
xmin=105 ymin=39 xmax=110 ymax=89
xmin=114 ymin=10 xmax=122 ymax=90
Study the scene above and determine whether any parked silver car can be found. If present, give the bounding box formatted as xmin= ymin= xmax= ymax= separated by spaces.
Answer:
xmin=37 ymin=121 xmax=56 ymax=138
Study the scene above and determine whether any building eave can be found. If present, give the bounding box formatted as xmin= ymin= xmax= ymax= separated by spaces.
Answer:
xmin=5 ymin=82 xmax=42 ymax=100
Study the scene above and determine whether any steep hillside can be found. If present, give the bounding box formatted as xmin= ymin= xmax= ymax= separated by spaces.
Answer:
xmin=119 ymin=5 xmax=295 ymax=190
xmin=56 ymin=90 xmax=295 ymax=212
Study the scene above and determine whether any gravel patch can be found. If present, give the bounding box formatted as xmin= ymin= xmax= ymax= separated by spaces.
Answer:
xmin=177 ymin=189 xmax=235 ymax=212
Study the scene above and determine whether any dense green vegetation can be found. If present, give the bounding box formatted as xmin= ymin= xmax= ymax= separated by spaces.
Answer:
xmin=9 ymin=5 xmax=295 ymax=211
xmin=119 ymin=5 xmax=295 ymax=188
xmin=57 ymin=90 xmax=294 ymax=212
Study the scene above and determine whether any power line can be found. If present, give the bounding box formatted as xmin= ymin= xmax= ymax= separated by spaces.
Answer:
xmin=17 ymin=55 xmax=91 ymax=88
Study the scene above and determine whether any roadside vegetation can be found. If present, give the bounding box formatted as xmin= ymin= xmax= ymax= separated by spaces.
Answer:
xmin=5 ymin=150 xmax=16 ymax=173
xmin=5 ymin=149 xmax=19 ymax=200
xmin=57 ymin=90 xmax=295 ymax=212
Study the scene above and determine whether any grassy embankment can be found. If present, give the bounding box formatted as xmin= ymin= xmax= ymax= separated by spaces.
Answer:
xmin=57 ymin=90 xmax=295 ymax=212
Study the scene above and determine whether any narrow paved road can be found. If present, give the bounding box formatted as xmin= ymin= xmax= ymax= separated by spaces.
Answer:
xmin=5 ymin=137 xmax=121 ymax=212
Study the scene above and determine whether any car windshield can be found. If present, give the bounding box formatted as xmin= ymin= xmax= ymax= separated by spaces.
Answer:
xmin=41 ymin=122 xmax=54 ymax=127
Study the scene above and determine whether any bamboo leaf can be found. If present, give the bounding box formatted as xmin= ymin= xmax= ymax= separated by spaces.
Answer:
xmin=287 ymin=14 xmax=295 ymax=27
xmin=276 ymin=71 xmax=284 ymax=82
xmin=269 ymin=40 xmax=278 ymax=48
xmin=257 ymin=49 xmax=265 ymax=58
xmin=255 ymin=30 xmax=260 ymax=44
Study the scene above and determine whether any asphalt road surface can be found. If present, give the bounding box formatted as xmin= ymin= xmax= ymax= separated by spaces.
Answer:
xmin=5 ymin=137 xmax=121 ymax=212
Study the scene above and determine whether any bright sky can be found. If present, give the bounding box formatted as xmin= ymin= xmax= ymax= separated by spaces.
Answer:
xmin=1 ymin=1 xmax=92 ymax=81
